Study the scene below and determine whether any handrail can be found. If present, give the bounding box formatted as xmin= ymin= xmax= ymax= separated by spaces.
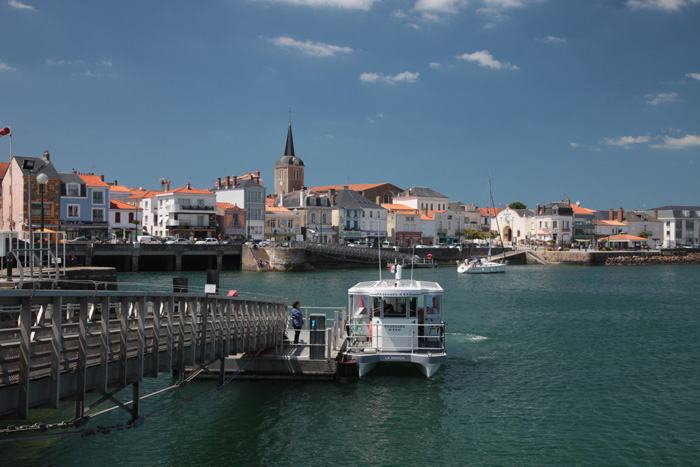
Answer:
xmin=346 ymin=318 xmax=445 ymax=353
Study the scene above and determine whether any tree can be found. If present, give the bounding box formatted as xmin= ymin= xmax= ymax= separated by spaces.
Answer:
xmin=508 ymin=201 xmax=527 ymax=210
xmin=464 ymin=228 xmax=487 ymax=240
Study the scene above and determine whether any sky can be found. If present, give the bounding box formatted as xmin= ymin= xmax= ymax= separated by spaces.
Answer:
xmin=1 ymin=0 xmax=699 ymax=211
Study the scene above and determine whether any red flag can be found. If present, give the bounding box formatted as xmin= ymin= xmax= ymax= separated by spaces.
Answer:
xmin=0 ymin=127 xmax=10 ymax=137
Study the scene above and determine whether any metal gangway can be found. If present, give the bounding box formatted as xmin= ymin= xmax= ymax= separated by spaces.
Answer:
xmin=0 ymin=289 xmax=287 ymax=423
xmin=294 ymin=241 xmax=420 ymax=265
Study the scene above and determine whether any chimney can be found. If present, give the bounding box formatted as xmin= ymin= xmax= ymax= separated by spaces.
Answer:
xmin=566 ymin=197 xmax=570 ymax=205
xmin=99 ymin=175 xmax=104 ymax=182
xmin=186 ymin=181 xmax=191 ymax=189
xmin=217 ymin=177 xmax=221 ymax=188
xmin=72 ymin=168 xmax=77 ymax=174
xmin=609 ymin=209 xmax=614 ymax=221
xmin=232 ymin=176 xmax=237 ymax=186
xmin=654 ymin=209 xmax=658 ymax=219
xmin=330 ymin=188 xmax=336 ymax=205
xmin=618 ymin=207 xmax=623 ymax=222
xmin=279 ymin=191 xmax=284 ymax=206
xmin=376 ymin=196 xmax=381 ymax=205
xmin=255 ymin=169 xmax=260 ymax=177
xmin=342 ymin=185 xmax=349 ymax=190
xmin=43 ymin=150 xmax=50 ymax=161
xmin=225 ymin=175 xmax=230 ymax=188
xmin=536 ymin=204 xmax=540 ymax=215
xmin=114 ymin=180 xmax=118 ymax=185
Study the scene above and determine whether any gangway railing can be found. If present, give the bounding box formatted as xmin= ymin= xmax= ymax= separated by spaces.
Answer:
xmin=290 ymin=306 xmax=347 ymax=359
xmin=0 ymin=289 xmax=287 ymax=420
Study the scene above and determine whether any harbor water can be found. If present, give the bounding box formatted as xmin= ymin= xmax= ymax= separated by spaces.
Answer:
xmin=2 ymin=265 xmax=700 ymax=465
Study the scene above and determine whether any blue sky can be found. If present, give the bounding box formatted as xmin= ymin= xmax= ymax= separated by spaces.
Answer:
xmin=1 ymin=0 xmax=699 ymax=211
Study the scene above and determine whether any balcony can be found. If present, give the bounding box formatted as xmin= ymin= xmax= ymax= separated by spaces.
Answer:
xmin=175 ymin=205 xmax=215 ymax=212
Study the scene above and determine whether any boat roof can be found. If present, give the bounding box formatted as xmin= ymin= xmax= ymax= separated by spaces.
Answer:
xmin=348 ymin=279 xmax=443 ymax=296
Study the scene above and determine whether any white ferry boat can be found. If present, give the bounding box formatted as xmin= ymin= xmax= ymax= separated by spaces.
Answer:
xmin=342 ymin=265 xmax=446 ymax=377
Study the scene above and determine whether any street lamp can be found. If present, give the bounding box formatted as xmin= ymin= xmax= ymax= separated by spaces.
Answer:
xmin=36 ymin=172 xmax=48 ymax=275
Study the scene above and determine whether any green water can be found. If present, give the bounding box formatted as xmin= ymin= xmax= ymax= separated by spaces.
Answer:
xmin=2 ymin=265 xmax=700 ymax=465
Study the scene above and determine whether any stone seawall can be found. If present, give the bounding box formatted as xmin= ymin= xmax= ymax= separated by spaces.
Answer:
xmin=528 ymin=250 xmax=659 ymax=265
xmin=605 ymin=251 xmax=700 ymax=266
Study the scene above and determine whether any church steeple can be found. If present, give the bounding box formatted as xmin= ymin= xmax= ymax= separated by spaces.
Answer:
xmin=274 ymin=117 xmax=304 ymax=196
xmin=284 ymin=120 xmax=295 ymax=157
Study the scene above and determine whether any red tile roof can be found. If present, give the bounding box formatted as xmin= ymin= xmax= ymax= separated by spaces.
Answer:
xmin=111 ymin=199 xmax=140 ymax=210
xmin=78 ymin=174 xmax=110 ymax=187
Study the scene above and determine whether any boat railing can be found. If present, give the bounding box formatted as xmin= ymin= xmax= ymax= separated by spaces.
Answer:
xmin=345 ymin=319 xmax=445 ymax=353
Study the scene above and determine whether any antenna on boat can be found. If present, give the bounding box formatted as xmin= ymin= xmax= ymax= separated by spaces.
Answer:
xmin=411 ymin=245 xmax=415 ymax=280
xmin=378 ymin=237 xmax=382 ymax=280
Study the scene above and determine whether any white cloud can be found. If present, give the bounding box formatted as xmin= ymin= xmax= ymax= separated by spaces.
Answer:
xmin=98 ymin=58 xmax=113 ymax=67
xmin=456 ymin=50 xmax=519 ymax=70
xmin=569 ymin=142 xmax=581 ymax=148
xmin=605 ymin=136 xmax=650 ymax=148
xmin=368 ymin=113 xmax=385 ymax=123
xmin=538 ymin=36 xmax=566 ymax=44
xmin=360 ymin=71 xmax=420 ymax=85
xmin=429 ymin=62 xmax=442 ymax=69
xmin=0 ymin=61 xmax=17 ymax=71
xmin=686 ymin=72 xmax=700 ymax=81
xmin=257 ymin=0 xmax=376 ymax=9
xmin=626 ymin=0 xmax=699 ymax=11
xmin=269 ymin=36 xmax=353 ymax=57
xmin=414 ymin=0 xmax=468 ymax=14
xmin=8 ymin=0 xmax=36 ymax=11
xmin=651 ymin=134 xmax=700 ymax=149
xmin=645 ymin=92 xmax=680 ymax=105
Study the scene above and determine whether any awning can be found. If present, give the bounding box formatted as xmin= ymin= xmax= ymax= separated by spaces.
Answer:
xmin=574 ymin=239 xmax=591 ymax=242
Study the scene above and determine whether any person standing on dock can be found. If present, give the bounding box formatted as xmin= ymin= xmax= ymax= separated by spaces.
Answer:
xmin=292 ymin=301 xmax=304 ymax=346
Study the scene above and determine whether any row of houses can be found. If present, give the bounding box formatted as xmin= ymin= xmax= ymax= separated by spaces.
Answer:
xmin=1 ymin=124 xmax=698 ymax=248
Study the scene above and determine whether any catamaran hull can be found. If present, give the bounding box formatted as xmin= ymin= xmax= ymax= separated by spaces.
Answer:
xmin=347 ymin=352 xmax=446 ymax=378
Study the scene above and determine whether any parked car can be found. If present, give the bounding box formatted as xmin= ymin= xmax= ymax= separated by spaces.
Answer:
xmin=381 ymin=241 xmax=396 ymax=248
xmin=67 ymin=236 xmax=92 ymax=244
xmin=166 ymin=238 xmax=192 ymax=245
xmin=195 ymin=238 xmax=219 ymax=245
xmin=137 ymin=235 xmax=162 ymax=244
xmin=222 ymin=238 xmax=245 ymax=245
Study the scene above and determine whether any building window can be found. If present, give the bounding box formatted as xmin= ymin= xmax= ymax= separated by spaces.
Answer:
xmin=129 ymin=212 xmax=134 ymax=223
xmin=115 ymin=212 xmax=121 ymax=223
xmin=92 ymin=190 xmax=105 ymax=205
xmin=68 ymin=205 xmax=80 ymax=218
xmin=66 ymin=183 xmax=80 ymax=197
xmin=322 ymin=213 xmax=327 ymax=224
xmin=311 ymin=213 xmax=316 ymax=223
xmin=92 ymin=208 xmax=105 ymax=222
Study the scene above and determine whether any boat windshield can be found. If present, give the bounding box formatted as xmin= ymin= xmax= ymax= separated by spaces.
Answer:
xmin=372 ymin=296 xmax=418 ymax=318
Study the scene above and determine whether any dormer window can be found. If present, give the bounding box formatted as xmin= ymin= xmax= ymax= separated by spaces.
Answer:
xmin=66 ymin=183 xmax=80 ymax=197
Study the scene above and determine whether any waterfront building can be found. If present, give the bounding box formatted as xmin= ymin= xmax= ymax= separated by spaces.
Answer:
xmin=393 ymin=186 xmax=448 ymax=212
xmin=313 ymin=182 xmax=403 ymax=205
xmin=382 ymin=203 xmax=422 ymax=247
xmin=265 ymin=205 xmax=302 ymax=242
xmin=479 ymin=206 xmax=500 ymax=232
xmin=570 ymin=202 xmax=597 ymax=246
xmin=150 ymin=183 xmax=217 ymax=239
xmin=58 ymin=172 xmax=104 ymax=240
xmin=274 ymin=121 xmax=304 ymax=196
xmin=107 ymin=182 xmax=134 ymax=202
xmin=212 ymin=174 xmax=266 ymax=242
xmin=432 ymin=208 xmax=462 ymax=245
xmin=331 ymin=187 xmax=387 ymax=244
xmin=622 ymin=210 xmax=663 ymax=247
xmin=277 ymin=189 xmax=333 ymax=243
xmin=109 ymin=199 xmax=142 ymax=241
xmin=216 ymin=202 xmax=246 ymax=240
xmin=645 ymin=206 xmax=700 ymax=248
xmin=1 ymin=153 xmax=61 ymax=234
xmin=419 ymin=210 xmax=436 ymax=245
xmin=493 ymin=207 xmax=536 ymax=246
xmin=532 ymin=202 xmax=574 ymax=246
xmin=594 ymin=209 xmax=628 ymax=243
xmin=449 ymin=201 xmax=482 ymax=232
